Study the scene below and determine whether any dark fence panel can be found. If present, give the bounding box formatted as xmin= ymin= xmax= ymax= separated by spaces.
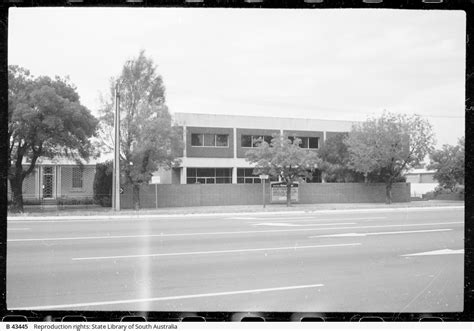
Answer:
xmin=299 ymin=183 xmax=411 ymax=204
xmin=120 ymin=182 xmax=410 ymax=209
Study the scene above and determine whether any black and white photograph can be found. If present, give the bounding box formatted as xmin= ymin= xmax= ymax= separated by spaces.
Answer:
xmin=6 ymin=7 xmax=465 ymax=316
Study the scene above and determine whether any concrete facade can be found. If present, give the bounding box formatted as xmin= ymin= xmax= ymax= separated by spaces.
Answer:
xmin=185 ymin=126 xmax=234 ymax=158
xmin=169 ymin=112 xmax=356 ymax=185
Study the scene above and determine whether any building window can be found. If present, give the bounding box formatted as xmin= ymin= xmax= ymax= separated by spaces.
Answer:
xmin=72 ymin=167 xmax=83 ymax=188
xmin=191 ymin=134 xmax=203 ymax=146
xmin=237 ymin=168 xmax=261 ymax=184
xmin=187 ymin=168 xmax=232 ymax=184
xmin=216 ymin=134 xmax=228 ymax=147
xmin=289 ymin=136 xmax=319 ymax=149
xmin=191 ymin=134 xmax=229 ymax=147
xmin=241 ymin=135 xmax=273 ymax=148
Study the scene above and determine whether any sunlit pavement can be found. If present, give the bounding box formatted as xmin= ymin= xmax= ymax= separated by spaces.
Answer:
xmin=7 ymin=206 xmax=464 ymax=312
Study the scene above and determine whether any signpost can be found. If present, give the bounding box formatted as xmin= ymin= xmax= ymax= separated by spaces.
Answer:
xmin=150 ymin=176 xmax=161 ymax=209
xmin=259 ymin=174 xmax=269 ymax=208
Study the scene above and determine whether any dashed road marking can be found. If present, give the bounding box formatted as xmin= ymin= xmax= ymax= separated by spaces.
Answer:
xmin=247 ymin=216 xmax=386 ymax=223
xmin=8 ymin=221 xmax=462 ymax=243
xmin=402 ymin=249 xmax=464 ymax=257
xmin=72 ymin=243 xmax=361 ymax=261
xmin=311 ymin=228 xmax=453 ymax=238
xmin=253 ymin=222 xmax=356 ymax=227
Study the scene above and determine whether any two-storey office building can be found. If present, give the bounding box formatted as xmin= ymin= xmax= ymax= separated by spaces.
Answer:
xmin=157 ymin=113 xmax=356 ymax=185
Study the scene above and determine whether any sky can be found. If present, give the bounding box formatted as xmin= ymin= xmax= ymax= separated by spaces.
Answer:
xmin=8 ymin=8 xmax=466 ymax=146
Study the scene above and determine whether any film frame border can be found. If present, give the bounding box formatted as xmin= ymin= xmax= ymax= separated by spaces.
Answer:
xmin=0 ymin=0 xmax=472 ymax=322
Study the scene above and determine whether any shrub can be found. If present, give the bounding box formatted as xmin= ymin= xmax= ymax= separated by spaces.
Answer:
xmin=23 ymin=199 xmax=42 ymax=205
xmin=423 ymin=185 xmax=464 ymax=200
xmin=93 ymin=161 xmax=113 ymax=207
xmin=57 ymin=197 xmax=95 ymax=205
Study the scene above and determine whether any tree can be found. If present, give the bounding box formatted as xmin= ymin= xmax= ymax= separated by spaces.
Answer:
xmin=245 ymin=134 xmax=320 ymax=207
xmin=345 ymin=112 xmax=434 ymax=204
xmin=318 ymin=133 xmax=365 ymax=183
xmin=99 ymin=51 xmax=183 ymax=209
xmin=428 ymin=137 xmax=464 ymax=191
xmin=8 ymin=65 xmax=98 ymax=213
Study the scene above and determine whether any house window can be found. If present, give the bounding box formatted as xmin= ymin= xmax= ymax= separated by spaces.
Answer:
xmin=187 ymin=168 xmax=232 ymax=184
xmin=72 ymin=167 xmax=83 ymax=188
xmin=191 ymin=134 xmax=229 ymax=147
xmin=237 ymin=168 xmax=261 ymax=184
xmin=289 ymin=136 xmax=319 ymax=149
xmin=241 ymin=135 xmax=273 ymax=148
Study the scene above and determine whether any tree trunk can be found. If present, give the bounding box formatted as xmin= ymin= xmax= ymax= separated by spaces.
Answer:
xmin=385 ymin=181 xmax=392 ymax=204
xmin=9 ymin=176 xmax=24 ymax=213
xmin=132 ymin=184 xmax=140 ymax=210
xmin=286 ymin=182 xmax=292 ymax=207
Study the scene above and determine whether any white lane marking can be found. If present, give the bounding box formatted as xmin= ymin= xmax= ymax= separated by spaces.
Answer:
xmin=72 ymin=243 xmax=361 ymax=261
xmin=8 ymin=216 xmax=384 ymax=224
xmin=8 ymin=221 xmax=463 ymax=243
xmin=253 ymin=222 xmax=355 ymax=227
xmin=250 ymin=216 xmax=385 ymax=223
xmin=253 ymin=222 xmax=297 ymax=227
xmin=9 ymin=283 xmax=325 ymax=310
xmin=311 ymin=228 xmax=453 ymax=238
xmin=402 ymin=249 xmax=464 ymax=257
xmin=7 ymin=205 xmax=464 ymax=222
xmin=8 ymin=228 xmax=31 ymax=231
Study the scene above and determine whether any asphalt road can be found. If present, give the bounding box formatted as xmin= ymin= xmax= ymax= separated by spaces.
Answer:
xmin=7 ymin=206 xmax=464 ymax=312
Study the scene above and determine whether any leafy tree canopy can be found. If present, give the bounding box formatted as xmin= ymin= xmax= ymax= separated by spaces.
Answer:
xmin=318 ymin=133 xmax=365 ymax=183
xmin=99 ymin=50 xmax=183 ymax=209
xmin=345 ymin=112 xmax=434 ymax=203
xmin=8 ymin=65 xmax=98 ymax=212
xmin=428 ymin=137 xmax=464 ymax=191
xmin=245 ymin=134 xmax=320 ymax=206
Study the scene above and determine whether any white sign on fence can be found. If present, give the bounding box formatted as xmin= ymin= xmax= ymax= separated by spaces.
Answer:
xmin=150 ymin=176 xmax=161 ymax=184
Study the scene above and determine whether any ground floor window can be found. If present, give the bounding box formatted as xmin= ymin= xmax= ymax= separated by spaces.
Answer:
xmin=237 ymin=168 xmax=261 ymax=184
xmin=72 ymin=167 xmax=83 ymax=188
xmin=187 ymin=168 xmax=232 ymax=184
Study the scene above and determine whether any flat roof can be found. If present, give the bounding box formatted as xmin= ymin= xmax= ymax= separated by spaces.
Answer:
xmin=173 ymin=112 xmax=357 ymax=132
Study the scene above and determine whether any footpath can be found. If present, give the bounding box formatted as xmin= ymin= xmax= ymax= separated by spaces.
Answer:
xmin=7 ymin=200 xmax=464 ymax=220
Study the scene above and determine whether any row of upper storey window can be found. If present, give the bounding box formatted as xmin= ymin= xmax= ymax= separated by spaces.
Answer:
xmin=190 ymin=134 xmax=320 ymax=149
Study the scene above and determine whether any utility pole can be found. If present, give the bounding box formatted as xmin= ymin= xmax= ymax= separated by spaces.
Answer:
xmin=113 ymin=83 xmax=121 ymax=211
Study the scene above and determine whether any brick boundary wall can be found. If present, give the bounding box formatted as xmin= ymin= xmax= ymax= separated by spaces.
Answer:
xmin=120 ymin=182 xmax=411 ymax=209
